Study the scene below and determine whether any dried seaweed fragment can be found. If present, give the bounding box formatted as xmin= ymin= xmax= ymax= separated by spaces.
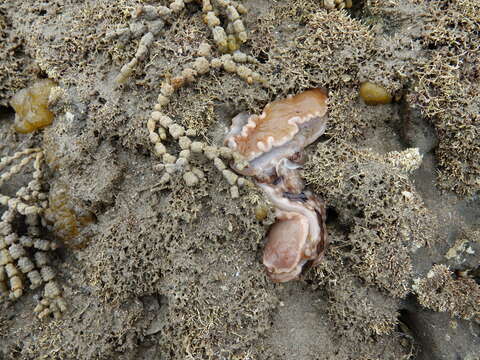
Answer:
xmin=413 ymin=265 xmax=480 ymax=322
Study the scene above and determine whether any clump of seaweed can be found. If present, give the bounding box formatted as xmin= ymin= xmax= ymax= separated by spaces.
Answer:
xmin=302 ymin=229 xmax=413 ymax=350
xmin=0 ymin=4 xmax=34 ymax=106
xmin=325 ymin=266 xmax=400 ymax=340
xmin=85 ymin=174 xmax=278 ymax=357
xmin=303 ymin=141 xmax=436 ymax=298
xmin=409 ymin=51 xmax=480 ymax=196
xmin=15 ymin=0 xmax=133 ymax=86
xmin=413 ymin=264 xmax=480 ymax=323
xmin=253 ymin=6 xmax=377 ymax=93
xmin=44 ymin=182 xmax=96 ymax=249
xmin=18 ymin=298 xmax=146 ymax=359
xmin=370 ymin=0 xmax=480 ymax=196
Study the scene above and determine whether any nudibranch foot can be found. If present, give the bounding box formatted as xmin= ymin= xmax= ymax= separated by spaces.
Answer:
xmin=262 ymin=211 xmax=309 ymax=282
xmin=226 ymin=88 xmax=328 ymax=162
xmin=260 ymin=183 xmax=328 ymax=282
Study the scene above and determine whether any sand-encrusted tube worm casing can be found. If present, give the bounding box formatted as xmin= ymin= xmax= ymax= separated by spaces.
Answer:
xmin=226 ymin=88 xmax=329 ymax=282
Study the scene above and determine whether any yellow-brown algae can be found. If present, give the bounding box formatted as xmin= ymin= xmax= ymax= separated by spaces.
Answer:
xmin=254 ymin=205 xmax=268 ymax=221
xmin=359 ymin=81 xmax=392 ymax=105
xmin=10 ymin=79 xmax=56 ymax=133
xmin=44 ymin=184 xmax=95 ymax=249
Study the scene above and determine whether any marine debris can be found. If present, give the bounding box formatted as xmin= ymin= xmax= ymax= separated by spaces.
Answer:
xmin=226 ymin=89 xmax=329 ymax=282
xmin=0 ymin=148 xmax=66 ymax=319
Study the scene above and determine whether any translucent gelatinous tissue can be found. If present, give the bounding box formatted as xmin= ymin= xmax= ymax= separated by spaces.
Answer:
xmin=10 ymin=79 xmax=56 ymax=134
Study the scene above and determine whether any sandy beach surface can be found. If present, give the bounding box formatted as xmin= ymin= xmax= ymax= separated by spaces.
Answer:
xmin=0 ymin=1 xmax=479 ymax=359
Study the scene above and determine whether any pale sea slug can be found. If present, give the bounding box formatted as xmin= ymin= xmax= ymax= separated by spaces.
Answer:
xmin=225 ymin=88 xmax=328 ymax=182
xmin=259 ymin=180 xmax=328 ymax=282
xmin=226 ymin=89 xmax=329 ymax=282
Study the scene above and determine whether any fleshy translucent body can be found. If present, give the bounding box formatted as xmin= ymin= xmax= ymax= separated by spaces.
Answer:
xmin=10 ymin=79 xmax=56 ymax=134
xmin=226 ymin=88 xmax=329 ymax=282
